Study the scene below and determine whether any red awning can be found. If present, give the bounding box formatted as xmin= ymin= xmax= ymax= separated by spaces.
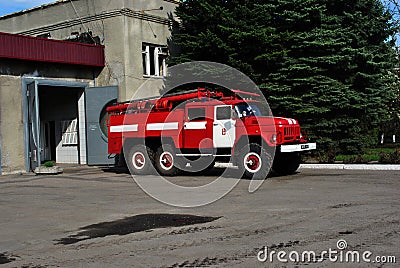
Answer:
xmin=0 ymin=32 xmax=105 ymax=67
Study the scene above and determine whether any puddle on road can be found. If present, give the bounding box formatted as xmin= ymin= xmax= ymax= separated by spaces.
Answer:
xmin=0 ymin=253 xmax=16 ymax=264
xmin=56 ymin=214 xmax=220 ymax=245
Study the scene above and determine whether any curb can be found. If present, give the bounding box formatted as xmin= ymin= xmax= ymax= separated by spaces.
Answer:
xmin=216 ymin=163 xmax=400 ymax=171
xmin=34 ymin=166 xmax=64 ymax=175
xmin=300 ymin=164 xmax=400 ymax=171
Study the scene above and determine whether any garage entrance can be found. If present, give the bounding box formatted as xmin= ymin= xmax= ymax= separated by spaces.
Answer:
xmin=39 ymin=85 xmax=83 ymax=164
xmin=24 ymin=79 xmax=118 ymax=171
xmin=25 ymin=79 xmax=87 ymax=171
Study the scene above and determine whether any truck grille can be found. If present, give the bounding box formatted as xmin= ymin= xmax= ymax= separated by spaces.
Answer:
xmin=284 ymin=126 xmax=300 ymax=140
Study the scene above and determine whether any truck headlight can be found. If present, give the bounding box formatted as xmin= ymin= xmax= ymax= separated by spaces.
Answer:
xmin=271 ymin=134 xmax=277 ymax=143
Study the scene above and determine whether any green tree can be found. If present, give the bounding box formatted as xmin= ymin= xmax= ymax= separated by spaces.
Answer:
xmin=382 ymin=0 xmax=400 ymax=139
xmin=170 ymin=0 xmax=398 ymax=154
xmin=382 ymin=0 xmax=399 ymax=53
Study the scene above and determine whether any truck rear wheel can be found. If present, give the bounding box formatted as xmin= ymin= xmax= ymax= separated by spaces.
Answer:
xmin=238 ymin=143 xmax=272 ymax=179
xmin=126 ymin=145 xmax=155 ymax=175
xmin=272 ymin=153 xmax=301 ymax=176
xmin=155 ymin=145 xmax=181 ymax=176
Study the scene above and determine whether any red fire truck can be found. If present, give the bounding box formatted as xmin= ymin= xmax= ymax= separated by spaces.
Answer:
xmin=107 ymin=88 xmax=316 ymax=179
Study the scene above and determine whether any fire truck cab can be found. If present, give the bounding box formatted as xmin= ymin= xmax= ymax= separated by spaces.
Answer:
xmin=107 ymin=88 xmax=316 ymax=179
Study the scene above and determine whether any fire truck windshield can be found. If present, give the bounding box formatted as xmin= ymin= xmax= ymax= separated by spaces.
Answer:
xmin=234 ymin=103 xmax=264 ymax=118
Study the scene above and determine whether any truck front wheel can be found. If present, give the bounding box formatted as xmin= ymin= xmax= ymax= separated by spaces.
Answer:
xmin=126 ymin=145 xmax=155 ymax=175
xmin=238 ymin=143 xmax=272 ymax=179
xmin=155 ymin=145 xmax=181 ymax=176
xmin=272 ymin=152 xmax=301 ymax=176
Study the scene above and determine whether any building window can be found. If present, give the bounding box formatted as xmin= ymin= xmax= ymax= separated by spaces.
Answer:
xmin=142 ymin=44 xmax=168 ymax=77
xmin=61 ymin=119 xmax=78 ymax=146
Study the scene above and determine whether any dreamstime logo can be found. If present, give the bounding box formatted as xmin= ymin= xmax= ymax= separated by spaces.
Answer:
xmin=257 ymin=239 xmax=397 ymax=264
xmin=122 ymin=61 xmax=275 ymax=207
xmin=337 ymin=239 xmax=347 ymax=250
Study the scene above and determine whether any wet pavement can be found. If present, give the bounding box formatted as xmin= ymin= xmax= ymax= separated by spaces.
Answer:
xmin=0 ymin=167 xmax=399 ymax=267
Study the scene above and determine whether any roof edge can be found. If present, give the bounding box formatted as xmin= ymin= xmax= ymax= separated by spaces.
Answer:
xmin=0 ymin=0 xmax=180 ymax=20
xmin=0 ymin=0 xmax=70 ymax=20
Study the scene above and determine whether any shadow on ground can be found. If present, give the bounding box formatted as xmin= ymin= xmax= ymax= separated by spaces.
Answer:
xmin=55 ymin=214 xmax=221 ymax=245
xmin=101 ymin=166 xmax=284 ymax=179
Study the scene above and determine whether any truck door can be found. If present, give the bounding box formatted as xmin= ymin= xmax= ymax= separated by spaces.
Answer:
xmin=183 ymin=106 xmax=212 ymax=149
xmin=213 ymin=105 xmax=236 ymax=148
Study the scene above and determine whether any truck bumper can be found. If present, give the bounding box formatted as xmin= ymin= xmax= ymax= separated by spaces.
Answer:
xmin=280 ymin=143 xmax=317 ymax=153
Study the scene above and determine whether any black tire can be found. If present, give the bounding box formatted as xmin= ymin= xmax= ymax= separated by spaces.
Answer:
xmin=238 ymin=143 xmax=272 ymax=179
xmin=272 ymin=152 xmax=301 ymax=176
xmin=154 ymin=144 xmax=181 ymax=176
xmin=126 ymin=144 xmax=155 ymax=175
xmin=115 ymin=153 xmax=127 ymax=168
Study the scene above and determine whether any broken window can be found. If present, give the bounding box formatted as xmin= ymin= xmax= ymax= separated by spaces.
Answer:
xmin=142 ymin=44 xmax=168 ymax=77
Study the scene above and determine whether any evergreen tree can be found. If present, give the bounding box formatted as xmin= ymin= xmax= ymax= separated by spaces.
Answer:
xmin=382 ymin=0 xmax=400 ymax=139
xmin=170 ymin=0 xmax=398 ymax=154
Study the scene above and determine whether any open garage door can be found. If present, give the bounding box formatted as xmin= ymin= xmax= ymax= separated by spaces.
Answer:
xmin=85 ymin=86 xmax=118 ymax=165
xmin=27 ymin=81 xmax=41 ymax=171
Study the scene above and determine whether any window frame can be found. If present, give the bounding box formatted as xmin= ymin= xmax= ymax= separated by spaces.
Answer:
xmin=142 ymin=43 xmax=168 ymax=78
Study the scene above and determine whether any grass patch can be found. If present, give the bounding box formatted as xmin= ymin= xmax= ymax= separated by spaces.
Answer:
xmin=335 ymin=154 xmax=379 ymax=162
xmin=335 ymin=147 xmax=399 ymax=163
xmin=43 ymin=161 xmax=55 ymax=168
xmin=366 ymin=147 xmax=396 ymax=154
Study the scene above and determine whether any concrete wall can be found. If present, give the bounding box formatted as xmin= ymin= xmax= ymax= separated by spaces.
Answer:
xmin=0 ymin=0 xmax=179 ymax=101
xmin=0 ymin=76 xmax=25 ymax=174
xmin=121 ymin=14 xmax=168 ymax=100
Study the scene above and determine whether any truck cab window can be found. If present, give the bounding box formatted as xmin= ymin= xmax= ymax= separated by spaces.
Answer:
xmin=188 ymin=108 xmax=206 ymax=121
xmin=235 ymin=103 xmax=263 ymax=118
xmin=216 ymin=106 xmax=232 ymax=120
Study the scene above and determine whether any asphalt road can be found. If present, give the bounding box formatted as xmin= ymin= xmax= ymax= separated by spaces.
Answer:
xmin=0 ymin=167 xmax=399 ymax=267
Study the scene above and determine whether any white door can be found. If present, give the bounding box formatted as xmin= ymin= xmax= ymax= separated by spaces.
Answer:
xmin=213 ymin=105 xmax=236 ymax=148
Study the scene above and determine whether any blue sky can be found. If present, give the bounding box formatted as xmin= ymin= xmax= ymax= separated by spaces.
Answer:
xmin=0 ymin=0 xmax=53 ymax=16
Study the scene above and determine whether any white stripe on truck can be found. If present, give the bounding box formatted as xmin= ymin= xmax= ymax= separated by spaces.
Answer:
xmin=146 ymin=122 xmax=179 ymax=131
xmin=110 ymin=124 xmax=138 ymax=133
